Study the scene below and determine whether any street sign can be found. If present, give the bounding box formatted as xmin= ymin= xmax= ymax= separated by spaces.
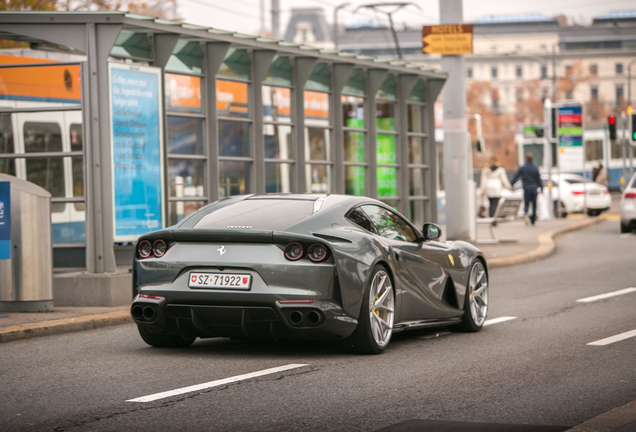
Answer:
xmin=422 ymin=24 xmax=473 ymax=55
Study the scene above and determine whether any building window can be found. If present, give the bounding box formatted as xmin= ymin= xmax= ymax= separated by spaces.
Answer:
xmin=541 ymin=65 xmax=548 ymax=79
xmin=491 ymin=89 xmax=499 ymax=111
xmin=516 ymin=65 xmax=522 ymax=79
xmin=590 ymin=85 xmax=598 ymax=101
xmin=589 ymin=64 xmax=598 ymax=76
xmin=516 ymin=87 xmax=524 ymax=102
xmin=491 ymin=66 xmax=498 ymax=80
xmin=616 ymin=84 xmax=624 ymax=107
xmin=616 ymin=63 xmax=623 ymax=75
xmin=467 ymin=67 xmax=472 ymax=79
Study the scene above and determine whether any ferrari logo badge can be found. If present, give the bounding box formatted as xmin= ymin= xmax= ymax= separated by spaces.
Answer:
xmin=217 ymin=246 xmax=226 ymax=257
xmin=448 ymin=254 xmax=454 ymax=266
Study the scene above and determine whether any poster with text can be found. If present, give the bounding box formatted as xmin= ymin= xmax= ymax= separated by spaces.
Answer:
xmin=109 ymin=63 xmax=164 ymax=242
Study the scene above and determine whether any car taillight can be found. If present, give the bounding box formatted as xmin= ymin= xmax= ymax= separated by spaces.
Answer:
xmin=138 ymin=240 xmax=152 ymax=258
xmin=307 ymin=244 xmax=328 ymax=262
xmin=604 ymin=188 xmax=609 ymax=194
xmin=625 ymin=192 xmax=636 ymax=199
xmin=572 ymin=190 xmax=584 ymax=195
xmin=139 ymin=294 xmax=164 ymax=300
xmin=284 ymin=242 xmax=304 ymax=261
xmin=153 ymin=239 xmax=167 ymax=258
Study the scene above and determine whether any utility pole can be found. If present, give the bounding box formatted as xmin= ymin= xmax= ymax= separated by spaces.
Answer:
xmin=333 ymin=3 xmax=350 ymax=51
xmin=440 ymin=0 xmax=471 ymax=241
xmin=544 ymin=98 xmax=553 ymax=219
xmin=271 ymin=0 xmax=280 ymax=40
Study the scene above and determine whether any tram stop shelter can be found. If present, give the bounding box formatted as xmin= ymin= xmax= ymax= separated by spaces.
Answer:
xmin=0 ymin=12 xmax=447 ymax=306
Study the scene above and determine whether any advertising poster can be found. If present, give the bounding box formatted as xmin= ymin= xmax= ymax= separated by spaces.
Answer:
xmin=377 ymin=117 xmax=397 ymax=198
xmin=109 ymin=63 xmax=164 ymax=242
xmin=166 ymin=73 xmax=201 ymax=113
xmin=0 ymin=181 xmax=10 ymax=260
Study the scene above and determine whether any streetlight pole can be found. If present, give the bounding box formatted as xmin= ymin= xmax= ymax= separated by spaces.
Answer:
xmin=333 ymin=3 xmax=350 ymax=51
xmin=628 ymin=58 xmax=636 ymax=107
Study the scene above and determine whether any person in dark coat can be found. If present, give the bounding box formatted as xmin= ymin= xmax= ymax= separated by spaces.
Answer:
xmin=512 ymin=152 xmax=543 ymax=225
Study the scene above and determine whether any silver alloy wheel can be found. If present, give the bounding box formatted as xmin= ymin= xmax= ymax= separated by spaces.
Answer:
xmin=468 ymin=262 xmax=488 ymax=326
xmin=369 ymin=269 xmax=395 ymax=348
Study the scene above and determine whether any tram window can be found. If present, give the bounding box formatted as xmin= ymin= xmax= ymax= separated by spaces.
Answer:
xmin=0 ymin=159 xmax=16 ymax=176
xmin=0 ymin=114 xmax=14 ymax=153
xmin=25 ymin=158 xmax=65 ymax=210
xmin=24 ymin=122 xmax=63 ymax=153
xmin=69 ymin=124 xmax=83 ymax=152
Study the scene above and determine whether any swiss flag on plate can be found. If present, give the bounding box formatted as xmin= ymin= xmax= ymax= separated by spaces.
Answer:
xmin=242 ymin=277 xmax=248 ymax=285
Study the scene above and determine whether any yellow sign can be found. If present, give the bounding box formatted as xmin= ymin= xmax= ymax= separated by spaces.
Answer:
xmin=422 ymin=24 xmax=473 ymax=55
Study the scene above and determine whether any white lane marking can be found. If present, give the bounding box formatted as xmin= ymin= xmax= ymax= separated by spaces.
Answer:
xmin=127 ymin=363 xmax=309 ymax=403
xmin=587 ymin=329 xmax=636 ymax=346
xmin=483 ymin=316 xmax=517 ymax=326
xmin=576 ymin=287 xmax=636 ymax=303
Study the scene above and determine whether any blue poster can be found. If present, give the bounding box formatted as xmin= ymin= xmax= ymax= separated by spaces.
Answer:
xmin=109 ymin=64 xmax=164 ymax=242
xmin=0 ymin=181 xmax=10 ymax=260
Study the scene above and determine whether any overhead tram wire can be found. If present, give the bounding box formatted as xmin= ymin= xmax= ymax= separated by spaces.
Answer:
xmin=181 ymin=0 xmax=262 ymax=23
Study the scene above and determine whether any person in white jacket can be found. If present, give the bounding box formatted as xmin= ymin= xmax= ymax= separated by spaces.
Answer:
xmin=480 ymin=156 xmax=512 ymax=217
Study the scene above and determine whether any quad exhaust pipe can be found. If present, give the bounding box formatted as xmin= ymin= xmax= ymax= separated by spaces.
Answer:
xmin=286 ymin=309 xmax=324 ymax=327
xmin=131 ymin=305 xmax=157 ymax=322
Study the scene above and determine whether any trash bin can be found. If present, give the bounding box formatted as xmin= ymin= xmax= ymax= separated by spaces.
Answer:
xmin=0 ymin=174 xmax=53 ymax=312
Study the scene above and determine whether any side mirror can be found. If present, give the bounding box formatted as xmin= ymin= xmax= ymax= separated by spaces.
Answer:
xmin=422 ymin=223 xmax=441 ymax=241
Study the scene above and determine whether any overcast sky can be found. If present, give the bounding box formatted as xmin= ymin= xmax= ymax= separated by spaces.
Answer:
xmin=176 ymin=0 xmax=636 ymax=36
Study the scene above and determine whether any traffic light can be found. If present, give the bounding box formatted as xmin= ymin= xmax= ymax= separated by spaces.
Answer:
xmin=534 ymin=127 xmax=544 ymax=138
xmin=632 ymin=113 xmax=636 ymax=144
xmin=608 ymin=115 xmax=617 ymax=141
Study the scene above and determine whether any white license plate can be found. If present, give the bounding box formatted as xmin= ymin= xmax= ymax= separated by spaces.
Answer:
xmin=188 ymin=272 xmax=252 ymax=290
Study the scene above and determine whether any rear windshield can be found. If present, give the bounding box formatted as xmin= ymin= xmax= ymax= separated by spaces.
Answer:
xmin=193 ymin=199 xmax=315 ymax=231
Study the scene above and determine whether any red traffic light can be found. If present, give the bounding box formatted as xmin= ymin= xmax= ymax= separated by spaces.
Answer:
xmin=609 ymin=115 xmax=615 ymax=125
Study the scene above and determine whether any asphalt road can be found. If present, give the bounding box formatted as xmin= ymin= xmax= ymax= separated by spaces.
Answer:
xmin=1 ymin=220 xmax=635 ymax=432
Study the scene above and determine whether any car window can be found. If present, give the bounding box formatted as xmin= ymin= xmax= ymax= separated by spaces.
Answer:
xmin=345 ymin=207 xmax=377 ymax=234
xmin=563 ymin=178 xmax=583 ymax=184
xmin=360 ymin=205 xmax=418 ymax=242
xmin=194 ymin=199 xmax=314 ymax=230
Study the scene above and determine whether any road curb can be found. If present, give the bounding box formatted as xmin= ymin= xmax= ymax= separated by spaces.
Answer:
xmin=566 ymin=399 xmax=636 ymax=431
xmin=0 ymin=310 xmax=132 ymax=343
xmin=488 ymin=217 xmax=604 ymax=268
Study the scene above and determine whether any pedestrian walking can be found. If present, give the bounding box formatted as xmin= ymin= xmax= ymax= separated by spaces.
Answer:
xmin=593 ymin=160 xmax=608 ymax=186
xmin=480 ymin=156 xmax=512 ymax=217
xmin=512 ymin=152 xmax=543 ymax=226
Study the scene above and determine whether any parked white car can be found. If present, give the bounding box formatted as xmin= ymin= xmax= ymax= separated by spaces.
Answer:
xmin=620 ymin=172 xmax=636 ymax=233
xmin=502 ymin=173 xmax=611 ymax=217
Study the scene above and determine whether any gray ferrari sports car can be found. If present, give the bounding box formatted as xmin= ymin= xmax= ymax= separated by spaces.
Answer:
xmin=131 ymin=194 xmax=489 ymax=354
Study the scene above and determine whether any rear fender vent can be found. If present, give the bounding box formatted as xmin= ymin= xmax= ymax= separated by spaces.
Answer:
xmin=441 ymin=276 xmax=459 ymax=309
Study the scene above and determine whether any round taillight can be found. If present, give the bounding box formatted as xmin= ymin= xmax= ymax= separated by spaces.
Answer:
xmin=308 ymin=244 xmax=328 ymax=262
xmin=138 ymin=240 xmax=152 ymax=258
xmin=284 ymin=242 xmax=304 ymax=261
xmin=153 ymin=239 xmax=167 ymax=258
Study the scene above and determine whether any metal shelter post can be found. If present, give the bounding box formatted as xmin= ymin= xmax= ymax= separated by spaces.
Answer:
xmin=398 ymin=75 xmax=419 ymax=217
xmin=205 ymin=43 xmax=232 ymax=202
xmin=294 ymin=57 xmax=319 ymax=193
xmin=252 ymin=51 xmax=277 ymax=194
xmin=332 ymin=64 xmax=355 ymax=194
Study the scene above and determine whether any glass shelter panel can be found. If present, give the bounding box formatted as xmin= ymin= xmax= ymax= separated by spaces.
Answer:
xmin=218 ymin=49 xmax=251 ymax=81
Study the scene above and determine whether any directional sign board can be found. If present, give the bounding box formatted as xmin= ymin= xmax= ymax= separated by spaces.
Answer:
xmin=557 ymin=101 xmax=584 ymax=171
xmin=422 ymin=24 xmax=473 ymax=55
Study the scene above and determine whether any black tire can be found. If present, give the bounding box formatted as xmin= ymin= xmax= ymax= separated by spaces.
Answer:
xmin=452 ymin=260 xmax=488 ymax=333
xmin=137 ymin=326 xmax=196 ymax=348
xmin=620 ymin=223 xmax=631 ymax=234
xmin=553 ymin=201 xmax=567 ymax=218
xmin=345 ymin=265 xmax=395 ymax=355
xmin=587 ymin=209 xmax=600 ymax=217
